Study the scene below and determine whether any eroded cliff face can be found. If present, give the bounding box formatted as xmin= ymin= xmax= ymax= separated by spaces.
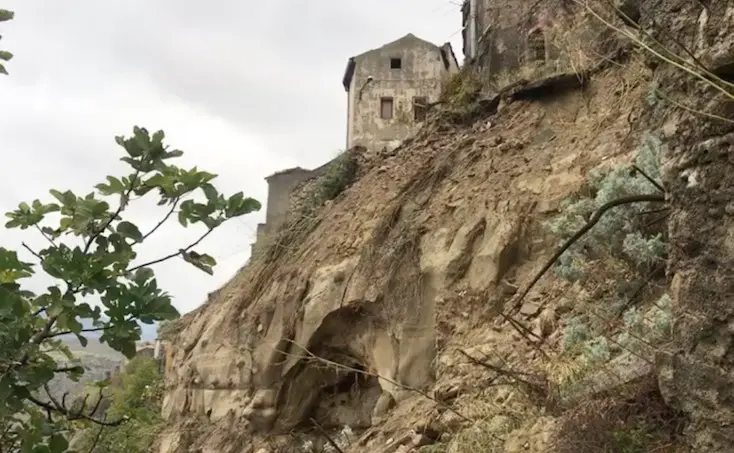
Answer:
xmin=648 ymin=1 xmax=734 ymax=451
xmin=156 ymin=3 xmax=734 ymax=452
xmin=156 ymin=67 xmax=651 ymax=453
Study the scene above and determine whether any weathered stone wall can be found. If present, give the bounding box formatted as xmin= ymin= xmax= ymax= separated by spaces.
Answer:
xmin=462 ymin=0 xmax=621 ymax=91
xmin=345 ymin=34 xmax=458 ymax=155
xmin=251 ymin=156 xmax=346 ymax=257
xmin=463 ymin=0 xmax=546 ymax=71
xmin=264 ymin=168 xmax=315 ymax=233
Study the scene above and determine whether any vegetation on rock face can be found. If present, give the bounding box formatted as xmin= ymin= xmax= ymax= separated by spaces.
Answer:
xmin=545 ymin=133 xmax=667 ymax=282
xmin=553 ymin=376 xmax=685 ymax=453
xmin=0 ymin=8 xmax=12 ymax=75
xmin=535 ymin=131 xmax=680 ymax=450
xmin=0 ymin=125 xmax=260 ymax=452
xmin=542 ymin=133 xmax=671 ymax=385
xmin=72 ymin=356 xmax=164 ymax=453
xmin=312 ymin=151 xmax=358 ymax=206
xmin=439 ymin=68 xmax=483 ymax=123
xmin=254 ymin=150 xmax=358 ymax=263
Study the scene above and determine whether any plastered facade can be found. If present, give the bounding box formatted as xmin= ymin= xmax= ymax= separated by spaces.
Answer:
xmin=343 ymin=34 xmax=458 ymax=155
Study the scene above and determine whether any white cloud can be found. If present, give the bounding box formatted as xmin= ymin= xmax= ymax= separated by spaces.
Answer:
xmin=0 ymin=0 xmax=464 ymax=334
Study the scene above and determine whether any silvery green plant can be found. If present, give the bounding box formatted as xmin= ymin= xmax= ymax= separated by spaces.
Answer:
xmin=544 ymin=133 xmax=667 ymax=281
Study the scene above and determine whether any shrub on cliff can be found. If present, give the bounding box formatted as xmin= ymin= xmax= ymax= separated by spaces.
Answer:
xmin=0 ymin=126 xmax=261 ymax=451
xmin=545 ymin=133 xmax=667 ymax=281
xmin=439 ymin=68 xmax=483 ymax=123
xmin=315 ymin=151 xmax=358 ymax=203
xmin=73 ymin=357 xmax=164 ymax=453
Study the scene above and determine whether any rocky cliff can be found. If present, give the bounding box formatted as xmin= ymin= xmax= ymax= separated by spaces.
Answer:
xmin=155 ymin=2 xmax=734 ymax=452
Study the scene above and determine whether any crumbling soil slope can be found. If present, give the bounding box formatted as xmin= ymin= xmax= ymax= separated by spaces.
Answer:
xmin=156 ymin=2 xmax=734 ymax=451
xmin=156 ymin=56 xmax=669 ymax=452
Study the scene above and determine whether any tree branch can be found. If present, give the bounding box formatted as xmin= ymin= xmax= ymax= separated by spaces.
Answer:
xmin=509 ymin=193 xmax=666 ymax=315
xmin=142 ymin=198 xmax=180 ymax=241
xmin=28 ymin=389 xmax=124 ymax=427
xmin=46 ymin=326 xmax=108 ymax=339
xmin=54 ymin=365 xmax=85 ymax=373
xmin=309 ymin=418 xmax=345 ymax=453
xmin=21 ymin=242 xmax=42 ymax=261
xmin=83 ymin=171 xmax=140 ymax=255
xmin=631 ymin=165 xmax=665 ymax=193
xmin=127 ymin=227 xmax=214 ymax=272
xmin=34 ymin=224 xmax=58 ymax=248
xmin=87 ymin=420 xmax=106 ymax=453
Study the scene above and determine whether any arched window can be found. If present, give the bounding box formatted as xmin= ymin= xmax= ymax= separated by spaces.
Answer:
xmin=528 ymin=29 xmax=546 ymax=62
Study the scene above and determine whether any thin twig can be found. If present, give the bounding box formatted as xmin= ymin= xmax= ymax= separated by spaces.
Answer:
xmin=83 ymin=171 xmax=140 ymax=255
xmin=142 ymin=198 xmax=180 ymax=241
xmin=46 ymin=326 xmax=108 ymax=339
xmin=279 ymin=339 xmax=472 ymax=422
xmin=54 ymin=365 xmax=85 ymax=373
xmin=127 ymin=227 xmax=214 ymax=272
xmin=34 ymin=224 xmax=58 ymax=248
xmin=88 ymin=420 xmax=106 ymax=453
xmin=21 ymin=242 xmax=42 ymax=261
xmin=27 ymin=393 xmax=124 ymax=427
xmin=498 ymin=312 xmax=550 ymax=359
xmin=631 ymin=165 xmax=665 ymax=193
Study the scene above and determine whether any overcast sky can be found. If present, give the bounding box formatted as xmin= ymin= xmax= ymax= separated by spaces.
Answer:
xmin=0 ymin=1 xmax=463 ymax=339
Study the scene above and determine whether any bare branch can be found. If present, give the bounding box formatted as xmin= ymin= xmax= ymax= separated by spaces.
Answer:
xmin=21 ymin=242 xmax=42 ymax=261
xmin=34 ymin=224 xmax=58 ymax=248
xmin=631 ymin=165 xmax=665 ymax=193
xmin=309 ymin=418 xmax=345 ymax=453
xmin=87 ymin=420 xmax=106 ymax=453
xmin=54 ymin=365 xmax=85 ymax=374
xmin=278 ymin=338 xmax=473 ymax=422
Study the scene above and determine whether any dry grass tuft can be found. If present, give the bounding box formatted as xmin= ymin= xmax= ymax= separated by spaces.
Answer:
xmin=448 ymin=391 xmax=524 ymax=453
xmin=552 ymin=375 xmax=687 ymax=453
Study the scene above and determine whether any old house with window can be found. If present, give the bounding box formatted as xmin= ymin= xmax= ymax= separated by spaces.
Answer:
xmin=342 ymin=33 xmax=458 ymax=154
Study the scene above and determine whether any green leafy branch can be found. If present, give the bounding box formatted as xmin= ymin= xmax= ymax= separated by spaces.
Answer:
xmin=0 ymin=126 xmax=260 ymax=451
xmin=0 ymin=9 xmax=14 ymax=75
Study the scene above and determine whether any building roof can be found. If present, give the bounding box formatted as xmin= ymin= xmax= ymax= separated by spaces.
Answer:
xmin=264 ymin=166 xmax=313 ymax=182
xmin=440 ymin=42 xmax=459 ymax=71
xmin=341 ymin=33 xmax=458 ymax=92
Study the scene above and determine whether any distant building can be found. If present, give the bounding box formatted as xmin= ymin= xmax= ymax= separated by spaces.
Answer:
xmin=135 ymin=342 xmax=156 ymax=359
xmin=342 ymin=33 xmax=459 ymax=154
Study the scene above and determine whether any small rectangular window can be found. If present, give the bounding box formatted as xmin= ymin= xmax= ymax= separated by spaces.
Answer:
xmin=413 ymin=96 xmax=428 ymax=121
xmin=380 ymin=97 xmax=394 ymax=119
xmin=528 ymin=31 xmax=546 ymax=62
xmin=390 ymin=57 xmax=402 ymax=69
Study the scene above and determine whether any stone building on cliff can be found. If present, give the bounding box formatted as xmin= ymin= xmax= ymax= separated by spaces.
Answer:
xmin=342 ymin=33 xmax=459 ymax=154
xmin=461 ymin=0 xmax=572 ymax=71
xmin=248 ymin=34 xmax=458 ymax=257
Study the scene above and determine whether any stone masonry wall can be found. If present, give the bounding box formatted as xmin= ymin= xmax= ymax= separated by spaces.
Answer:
xmin=250 ymin=156 xmax=343 ymax=257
